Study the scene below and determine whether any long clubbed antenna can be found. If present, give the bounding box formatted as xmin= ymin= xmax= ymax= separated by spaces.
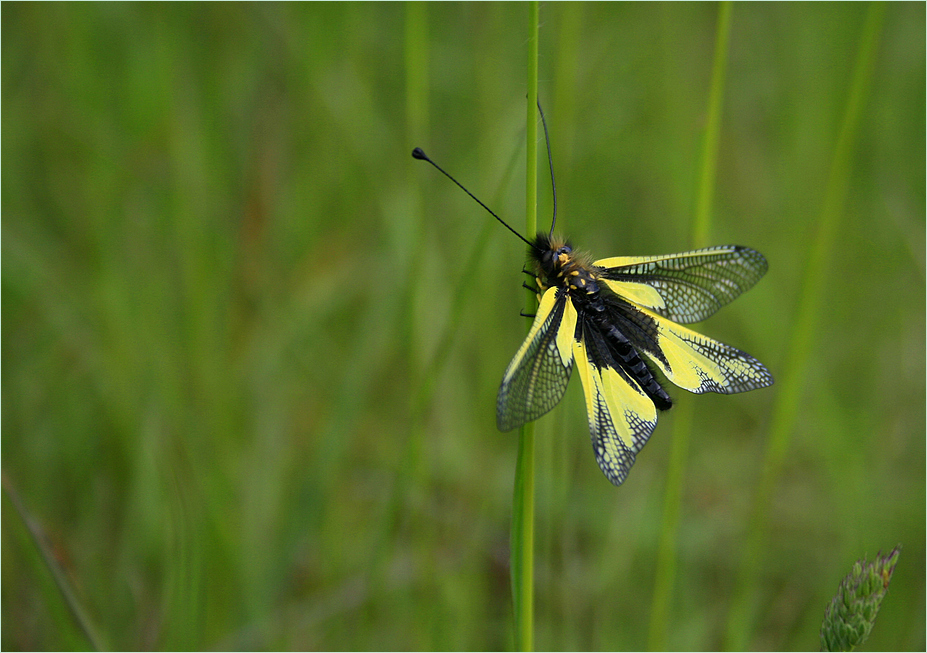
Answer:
xmin=412 ymin=147 xmax=539 ymax=250
xmin=536 ymin=100 xmax=557 ymax=239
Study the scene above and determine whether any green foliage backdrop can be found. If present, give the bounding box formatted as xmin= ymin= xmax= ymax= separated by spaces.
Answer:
xmin=3 ymin=3 xmax=923 ymax=650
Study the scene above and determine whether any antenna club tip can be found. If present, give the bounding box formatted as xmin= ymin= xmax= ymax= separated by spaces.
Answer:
xmin=412 ymin=147 xmax=427 ymax=160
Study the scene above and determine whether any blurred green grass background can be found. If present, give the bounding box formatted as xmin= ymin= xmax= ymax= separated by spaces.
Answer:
xmin=2 ymin=3 xmax=923 ymax=650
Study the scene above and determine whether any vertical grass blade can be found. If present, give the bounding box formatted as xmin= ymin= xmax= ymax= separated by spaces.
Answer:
xmin=723 ymin=4 xmax=886 ymax=649
xmin=691 ymin=1 xmax=732 ymax=250
xmin=512 ymin=4 xmax=539 ymax=651
xmin=3 ymin=475 xmax=106 ymax=651
xmin=647 ymin=4 xmax=733 ymax=651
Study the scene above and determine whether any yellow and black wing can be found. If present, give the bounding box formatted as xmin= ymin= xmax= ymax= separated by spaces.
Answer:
xmin=604 ymin=295 xmax=774 ymax=395
xmin=595 ymin=245 xmax=768 ymax=324
xmin=497 ymin=287 xmax=579 ymax=432
xmin=572 ymin=319 xmax=659 ymax=486
xmin=645 ymin=309 xmax=773 ymax=394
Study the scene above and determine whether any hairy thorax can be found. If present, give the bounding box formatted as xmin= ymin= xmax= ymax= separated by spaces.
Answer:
xmin=531 ymin=234 xmax=603 ymax=310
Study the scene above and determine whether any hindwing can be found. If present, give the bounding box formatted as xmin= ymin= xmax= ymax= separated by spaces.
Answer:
xmin=497 ymin=287 xmax=578 ymax=432
xmin=639 ymin=306 xmax=773 ymax=394
xmin=572 ymin=318 xmax=658 ymax=486
xmin=595 ymin=245 xmax=768 ymax=324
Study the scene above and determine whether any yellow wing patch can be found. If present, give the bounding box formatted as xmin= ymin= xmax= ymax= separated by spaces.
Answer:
xmin=599 ymin=279 xmax=666 ymax=312
xmin=637 ymin=306 xmax=774 ymax=394
xmin=573 ymin=336 xmax=658 ymax=486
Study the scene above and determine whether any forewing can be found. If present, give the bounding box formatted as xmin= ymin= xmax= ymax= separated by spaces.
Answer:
xmin=497 ymin=287 xmax=578 ymax=432
xmin=635 ymin=306 xmax=774 ymax=394
xmin=595 ymin=246 xmax=768 ymax=324
xmin=573 ymin=320 xmax=658 ymax=486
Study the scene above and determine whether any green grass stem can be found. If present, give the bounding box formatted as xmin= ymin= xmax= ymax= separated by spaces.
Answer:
xmin=512 ymin=5 xmax=539 ymax=651
xmin=3 ymin=475 xmax=105 ymax=651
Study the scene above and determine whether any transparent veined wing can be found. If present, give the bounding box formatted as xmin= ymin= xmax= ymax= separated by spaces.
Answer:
xmin=595 ymin=245 xmax=768 ymax=324
xmin=497 ymin=287 xmax=579 ymax=432
xmin=627 ymin=305 xmax=774 ymax=394
xmin=572 ymin=319 xmax=658 ymax=486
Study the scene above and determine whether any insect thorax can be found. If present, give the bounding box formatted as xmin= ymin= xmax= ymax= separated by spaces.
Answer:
xmin=531 ymin=233 xmax=601 ymax=301
xmin=528 ymin=233 xmax=673 ymax=412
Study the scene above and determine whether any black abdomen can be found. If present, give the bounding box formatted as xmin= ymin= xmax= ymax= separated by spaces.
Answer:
xmin=577 ymin=286 xmax=673 ymax=412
